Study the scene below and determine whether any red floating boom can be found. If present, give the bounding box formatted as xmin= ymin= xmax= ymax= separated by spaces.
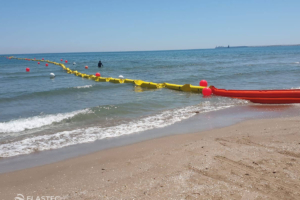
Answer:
xmin=210 ymin=86 xmax=300 ymax=104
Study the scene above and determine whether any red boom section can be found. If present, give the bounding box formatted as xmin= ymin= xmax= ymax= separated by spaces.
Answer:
xmin=210 ymin=86 xmax=300 ymax=104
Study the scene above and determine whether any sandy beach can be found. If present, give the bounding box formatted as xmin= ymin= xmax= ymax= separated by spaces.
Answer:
xmin=1 ymin=116 xmax=300 ymax=200
xmin=2 ymin=1 xmax=300 ymax=200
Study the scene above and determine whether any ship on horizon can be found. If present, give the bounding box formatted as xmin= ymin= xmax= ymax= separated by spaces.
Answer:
xmin=215 ymin=45 xmax=230 ymax=49
xmin=215 ymin=44 xmax=300 ymax=49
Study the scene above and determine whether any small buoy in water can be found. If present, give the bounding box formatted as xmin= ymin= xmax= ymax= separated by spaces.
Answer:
xmin=202 ymin=87 xmax=212 ymax=96
xmin=45 ymin=63 xmax=49 ymax=67
xmin=65 ymin=60 xmax=68 ymax=63
xmin=199 ymin=80 xmax=208 ymax=87
xmin=95 ymin=72 xmax=101 ymax=77
xmin=60 ymin=59 xmax=63 ymax=61
xmin=34 ymin=58 xmax=36 ymax=60
xmin=119 ymin=75 xmax=124 ymax=79
xmin=50 ymin=73 xmax=55 ymax=78
xmin=26 ymin=68 xmax=30 ymax=72
xmin=42 ymin=58 xmax=44 ymax=60
xmin=38 ymin=62 xmax=40 ymax=64
xmin=73 ymin=62 xmax=76 ymax=65
xmin=85 ymin=66 xmax=88 ymax=69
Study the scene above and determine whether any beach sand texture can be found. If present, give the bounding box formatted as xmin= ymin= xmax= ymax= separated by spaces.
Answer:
xmin=0 ymin=117 xmax=300 ymax=200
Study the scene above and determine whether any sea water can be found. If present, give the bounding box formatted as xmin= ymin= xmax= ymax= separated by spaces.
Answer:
xmin=0 ymin=46 xmax=300 ymax=158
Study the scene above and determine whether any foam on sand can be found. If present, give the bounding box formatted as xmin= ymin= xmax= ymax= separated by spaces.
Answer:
xmin=0 ymin=102 xmax=233 ymax=158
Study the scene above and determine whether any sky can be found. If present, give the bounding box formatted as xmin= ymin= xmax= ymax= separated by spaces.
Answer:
xmin=1 ymin=0 xmax=300 ymax=54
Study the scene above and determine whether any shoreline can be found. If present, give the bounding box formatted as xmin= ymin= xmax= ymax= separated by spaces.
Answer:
xmin=1 ymin=115 xmax=300 ymax=199
xmin=1 ymin=104 xmax=300 ymax=174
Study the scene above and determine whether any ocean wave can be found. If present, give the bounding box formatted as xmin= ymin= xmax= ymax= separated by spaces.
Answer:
xmin=0 ymin=102 xmax=232 ymax=158
xmin=0 ymin=84 xmax=108 ymax=103
xmin=74 ymin=85 xmax=93 ymax=89
xmin=0 ymin=109 xmax=90 ymax=133
xmin=293 ymin=62 xmax=299 ymax=64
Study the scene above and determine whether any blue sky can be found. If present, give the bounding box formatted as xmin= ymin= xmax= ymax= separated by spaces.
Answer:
xmin=1 ymin=0 xmax=300 ymax=54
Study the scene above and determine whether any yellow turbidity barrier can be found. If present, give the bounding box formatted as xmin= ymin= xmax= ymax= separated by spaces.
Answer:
xmin=124 ymin=79 xmax=135 ymax=84
xmin=134 ymin=80 xmax=144 ymax=86
xmin=164 ymin=83 xmax=191 ymax=91
xmin=133 ymin=80 xmax=164 ymax=89
xmin=10 ymin=57 xmax=208 ymax=94
xmin=80 ymin=74 xmax=89 ymax=78
xmin=190 ymin=85 xmax=205 ymax=93
xmin=164 ymin=83 xmax=205 ymax=93
xmin=140 ymin=82 xmax=165 ymax=89
xmin=95 ymin=77 xmax=107 ymax=82
xmin=88 ymin=75 xmax=96 ymax=80
xmin=109 ymin=78 xmax=124 ymax=84
xmin=105 ymin=77 xmax=112 ymax=82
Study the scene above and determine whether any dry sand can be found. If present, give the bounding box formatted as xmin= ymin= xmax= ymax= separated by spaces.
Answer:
xmin=0 ymin=117 xmax=300 ymax=200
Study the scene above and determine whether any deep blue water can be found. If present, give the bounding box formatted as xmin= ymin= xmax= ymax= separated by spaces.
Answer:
xmin=0 ymin=46 xmax=300 ymax=157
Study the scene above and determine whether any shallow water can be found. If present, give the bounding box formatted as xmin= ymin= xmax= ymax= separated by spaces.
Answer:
xmin=0 ymin=46 xmax=300 ymax=158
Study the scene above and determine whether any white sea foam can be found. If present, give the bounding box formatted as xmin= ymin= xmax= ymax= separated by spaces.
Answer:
xmin=74 ymin=85 xmax=93 ymax=89
xmin=294 ymin=62 xmax=299 ymax=64
xmin=0 ymin=102 xmax=232 ymax=158
xmin=0 ymin=109 xmax=90 ymax=133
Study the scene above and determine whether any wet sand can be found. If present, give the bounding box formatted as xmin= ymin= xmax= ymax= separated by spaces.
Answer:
xmin=1 ymin=117 xmax=300 ymax=200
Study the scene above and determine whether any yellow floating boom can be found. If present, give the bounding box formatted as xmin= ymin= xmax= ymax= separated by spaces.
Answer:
xmin=10 ymin=57 xmax=208 ymax=93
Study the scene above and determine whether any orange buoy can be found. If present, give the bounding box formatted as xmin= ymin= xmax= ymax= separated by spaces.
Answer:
xmin=42 ymin=58 xmax=44 ymax=60
xmin=26 ymin=68 xmax=30 ymax=72
xmin=85 ymin=66 xmax=88 ymax=69
xmin=38 ymin=62 xmax=40 ymax=64
xmin=65 ymin=60 xmax=68 ymax=63
xmin=202 ymin=87 xmax=212 ymax=96
xmin=95 ymin=72 xmax=101 ymax=77
xmin=60 ymin=59 xmax=63 ymax=61
xmin=199 ymin=80 xmax=208 ymax=87
xmin=45 ymin=63 xmax=49 ymax=67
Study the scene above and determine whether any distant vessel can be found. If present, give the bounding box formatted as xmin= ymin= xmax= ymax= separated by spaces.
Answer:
xmin=214 ymin=44 xmax=300 ymax=49
xmin=215 ymin=45 xmax=230 ymax=49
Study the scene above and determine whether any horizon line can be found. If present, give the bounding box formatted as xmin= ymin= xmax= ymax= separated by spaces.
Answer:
xmin=1 ymin=43 xmax=300 ymax=55
xmin=0 ymin=47 xmax=214 ymax=56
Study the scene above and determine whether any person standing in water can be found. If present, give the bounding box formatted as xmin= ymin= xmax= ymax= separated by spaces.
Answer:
xmin=98 ymin=60 xmax=103 ymax=68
